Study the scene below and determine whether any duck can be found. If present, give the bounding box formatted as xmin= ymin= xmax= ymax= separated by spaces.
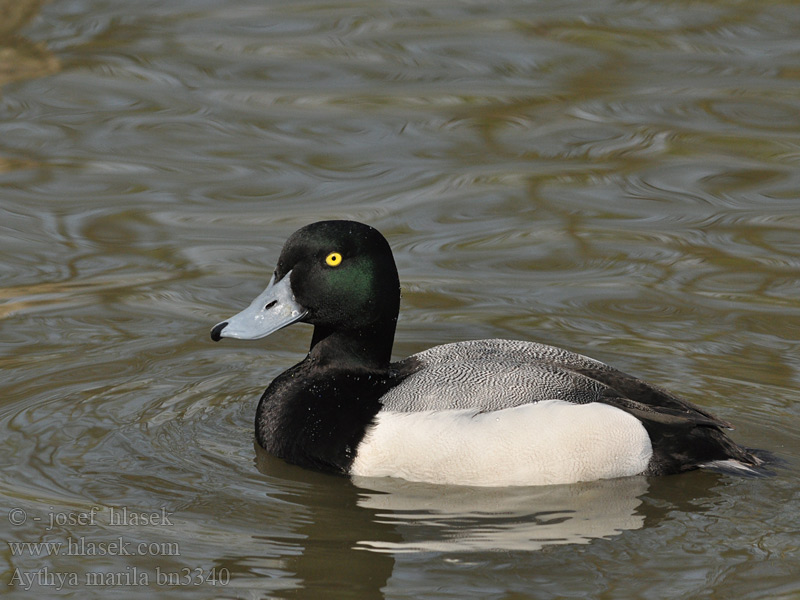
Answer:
xmin=211 ymin=220 xmax=769 ymax=486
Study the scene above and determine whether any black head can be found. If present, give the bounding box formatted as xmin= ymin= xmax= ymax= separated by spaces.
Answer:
xmin=277 ymin=220 xmax=400 ymax=334
xmin=211 ymin=220 xmax=400 ymax=367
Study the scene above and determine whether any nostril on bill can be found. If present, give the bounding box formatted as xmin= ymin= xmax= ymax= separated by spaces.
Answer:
xmin=265 ymin=300 xmax=277 ymax=310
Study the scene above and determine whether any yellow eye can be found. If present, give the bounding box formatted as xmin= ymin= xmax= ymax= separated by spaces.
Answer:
xmin=325 ymin=252 xmax=343 ymax=267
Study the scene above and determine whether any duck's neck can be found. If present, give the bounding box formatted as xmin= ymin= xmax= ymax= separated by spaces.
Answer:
xmin=308 ymin=320 xmax=396 ymax=371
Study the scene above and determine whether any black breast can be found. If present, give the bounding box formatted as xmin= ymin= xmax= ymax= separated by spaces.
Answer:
xmin=255 ymin=358 xmax=419 ymax=474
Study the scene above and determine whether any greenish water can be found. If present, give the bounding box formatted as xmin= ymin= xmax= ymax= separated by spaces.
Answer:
xmin=1 ymin=0 xmax=799 ymax=598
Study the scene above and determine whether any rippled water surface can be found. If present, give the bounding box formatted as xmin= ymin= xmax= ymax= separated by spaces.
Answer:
xmin=2 ymin=0 xmax=799 ymax=598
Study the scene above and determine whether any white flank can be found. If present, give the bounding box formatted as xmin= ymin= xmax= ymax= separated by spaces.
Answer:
xmin=350 ymin=400 xmax=653 ymax=487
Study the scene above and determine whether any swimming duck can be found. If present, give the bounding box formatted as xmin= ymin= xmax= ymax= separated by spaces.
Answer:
xmin=211 ymin=220 xmax=767 ymax=486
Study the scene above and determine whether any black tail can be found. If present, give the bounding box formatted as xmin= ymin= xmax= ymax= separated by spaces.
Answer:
xmin=636 ymin=414 xmax=774 ymax=477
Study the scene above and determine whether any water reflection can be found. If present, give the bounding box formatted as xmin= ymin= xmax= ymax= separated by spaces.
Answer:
xmin=354 ymin=476 xmax=648 ymax=553
xmin=255 ymin=443 xmax=649 ymax=593
xmin=255 ymin=445 xmax=768 ymax=600
xmin=254 ymin=442 xmax=756 ymax=599
xmin=0 ymin=0 xmax=59 ymax=90
xmin=256 ymin=446 xmax=649 ymax=562
xmin=0 ymin=0 xmax=59 ymax=174
xmin=255 ymin=446 xmax=398 ymax=599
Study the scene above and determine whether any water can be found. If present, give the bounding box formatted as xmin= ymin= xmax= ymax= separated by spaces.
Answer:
xmin=2 ymin=0 xmax=799 ymax=598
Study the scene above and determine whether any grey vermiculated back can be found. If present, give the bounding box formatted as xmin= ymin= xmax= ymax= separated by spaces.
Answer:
xmin=382 ymin=339 xmax=622 ymax=412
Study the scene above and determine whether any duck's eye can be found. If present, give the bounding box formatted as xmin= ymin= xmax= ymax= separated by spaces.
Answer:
xmin=325 ymin=252 xmax=343 ymax=267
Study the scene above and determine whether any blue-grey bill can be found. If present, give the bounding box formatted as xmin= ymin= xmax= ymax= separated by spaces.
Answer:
xmin=210 ymin=271 xmax=306 ymax=341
